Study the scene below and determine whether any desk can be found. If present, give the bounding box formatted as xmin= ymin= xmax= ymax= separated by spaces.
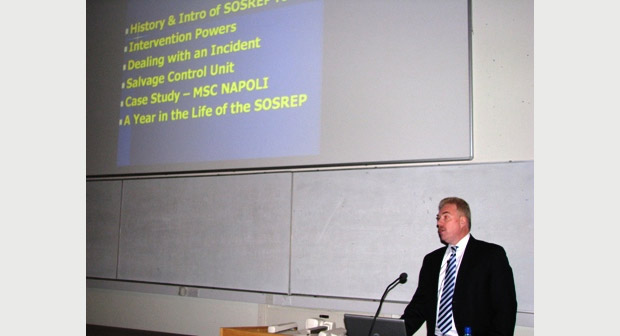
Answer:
xmin=87 ymin=324 xmax=195 ymax=336
xmin=220 ymin=326 xmax=270 ymax=336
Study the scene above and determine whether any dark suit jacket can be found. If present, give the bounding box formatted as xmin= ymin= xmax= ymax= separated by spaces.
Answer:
xmin=401 ymin=235 xmax=517 ymax=336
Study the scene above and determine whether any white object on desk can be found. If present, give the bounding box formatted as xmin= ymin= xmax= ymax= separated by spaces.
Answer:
xmin=306 ymin=318 xmax=335 ymax=330
xmin=318 ymin=327 xmax=346 ymax=336
xmin=268 ymin=322 xmax=298 ymax=333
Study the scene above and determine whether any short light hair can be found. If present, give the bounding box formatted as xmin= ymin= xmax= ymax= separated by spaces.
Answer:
xmin=439 ymin=197 xmax=471 ymax=229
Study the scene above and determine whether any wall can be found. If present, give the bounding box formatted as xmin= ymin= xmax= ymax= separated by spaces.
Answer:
xmin=86 ymin=0 xmax=534 ymax=335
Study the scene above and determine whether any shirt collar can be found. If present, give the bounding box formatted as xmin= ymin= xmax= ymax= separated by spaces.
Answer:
xmin=445 ymin=233 xmax=470 ymax=257
xmin=454 ymin=233 xmax=470 ymax=250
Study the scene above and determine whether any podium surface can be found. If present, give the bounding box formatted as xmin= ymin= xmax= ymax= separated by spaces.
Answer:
xmin=220 ymin=326 xmax=270 ymax=336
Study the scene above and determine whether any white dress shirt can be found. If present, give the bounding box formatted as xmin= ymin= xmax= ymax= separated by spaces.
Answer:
xmin=435 ymin=234 xmax=470 ymax=336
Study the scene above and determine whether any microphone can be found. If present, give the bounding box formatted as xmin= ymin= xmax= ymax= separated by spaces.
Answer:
xmin=367 ymin=273 xmax=408 ymax=336
xmin=398 ymin=272 xmax=407 ymax=284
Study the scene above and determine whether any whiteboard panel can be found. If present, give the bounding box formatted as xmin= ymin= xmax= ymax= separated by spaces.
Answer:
xmin=290 ymin=161 xmax=533 ymax=312
xmin=118 ymin=173 xmax=292 ymax=293
xmin=86 ymin=180 xmax=122 ymax=278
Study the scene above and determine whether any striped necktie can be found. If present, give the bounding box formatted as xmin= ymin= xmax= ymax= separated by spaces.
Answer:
xmin=437 ymin=246 xmax=458 ymax=335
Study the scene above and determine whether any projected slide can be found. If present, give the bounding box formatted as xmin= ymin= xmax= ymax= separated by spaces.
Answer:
xmin=118 ymin=0 xmax=323 ymax=167
xmin=88 ymin=0 xmax=472 ymax=177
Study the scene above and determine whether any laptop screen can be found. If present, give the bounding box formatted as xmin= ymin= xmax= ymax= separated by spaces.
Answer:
xmin=343 ymin=314 xmax=407 ymax=336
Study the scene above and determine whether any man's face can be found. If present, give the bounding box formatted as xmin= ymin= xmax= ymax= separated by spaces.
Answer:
xmin=436 ymin=203 xmax=467 ymax=245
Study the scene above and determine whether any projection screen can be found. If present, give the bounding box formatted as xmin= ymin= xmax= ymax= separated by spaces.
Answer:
xmin=87 ymin=0 xmax=472 ymax=177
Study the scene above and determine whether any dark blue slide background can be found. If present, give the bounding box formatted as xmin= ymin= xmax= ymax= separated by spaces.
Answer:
xmin=117 ymin=0 xmax=323 ymax=167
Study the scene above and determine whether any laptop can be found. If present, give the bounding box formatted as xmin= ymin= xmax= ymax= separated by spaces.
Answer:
xmin=344 ymin=314 xmax=407 ymax=336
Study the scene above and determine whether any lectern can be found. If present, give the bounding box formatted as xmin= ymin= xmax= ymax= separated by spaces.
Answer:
xmin=220 ymin=326 xmax=271 ymax=336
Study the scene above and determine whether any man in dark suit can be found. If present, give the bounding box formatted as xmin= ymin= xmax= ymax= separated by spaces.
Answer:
xmin=401 ymin=197 xmax=517 ymax=336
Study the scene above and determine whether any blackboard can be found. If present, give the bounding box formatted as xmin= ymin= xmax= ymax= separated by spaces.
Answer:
xmin=86 ymin=180 xmax=122 ymax=278
xmin=117 ymin=173 xmax=293 ymax=293
xmin=290 ymin=161 xmax=533 ymax=312
xmin=86 ymin=161 xmax=533 ymax=313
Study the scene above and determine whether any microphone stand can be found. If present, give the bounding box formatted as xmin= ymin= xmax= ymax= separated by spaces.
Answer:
xmin=368 ymin=274 xmax=407 ymax=336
